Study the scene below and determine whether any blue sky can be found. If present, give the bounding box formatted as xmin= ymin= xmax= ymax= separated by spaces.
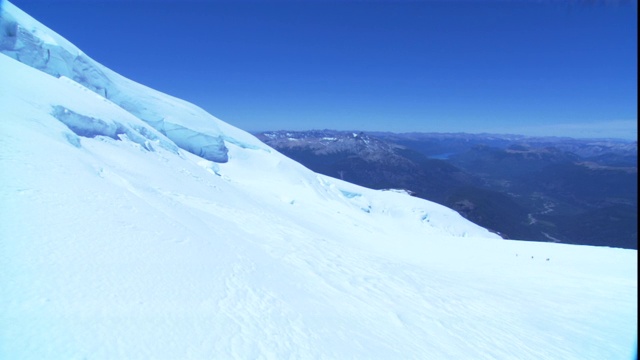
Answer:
xmin=11 ymin=0 xmax=638 ymax=139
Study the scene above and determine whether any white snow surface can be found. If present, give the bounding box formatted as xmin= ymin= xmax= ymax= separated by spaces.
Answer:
xmin=0 ymin=0 xmax=263 ymax=163
xmin=0 ymin=2 xmax=637 ymax=359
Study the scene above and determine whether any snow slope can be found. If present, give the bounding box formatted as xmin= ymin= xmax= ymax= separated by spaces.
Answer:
xmin=0 ymin=2 xmax=637 ymax=359
xmin=0 ymin=0 xmax=255 ymax=163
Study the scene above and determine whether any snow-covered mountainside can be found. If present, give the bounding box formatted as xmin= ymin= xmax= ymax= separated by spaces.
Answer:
xmin=0 ymin=2 xmax=637 ymax=359
xmin=0 ymin=0 xmax=247 ymax=163
xmin=257 ymin=130 xmax=638 ymax=249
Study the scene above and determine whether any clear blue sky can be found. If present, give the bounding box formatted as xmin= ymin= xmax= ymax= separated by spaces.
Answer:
xmin=10 ymin=0 xmax=639 ymax=139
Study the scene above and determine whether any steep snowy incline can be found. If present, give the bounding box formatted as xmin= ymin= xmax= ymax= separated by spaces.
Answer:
xmin=2 ymin=51 xmax=637 ymax=360
xmin=1 ymin=2 xmax=638 ymax=359
xmin=0 ymin=0 xmax=267 ymax=163
xmin=0 ymin=0 xmax=497 ymax=241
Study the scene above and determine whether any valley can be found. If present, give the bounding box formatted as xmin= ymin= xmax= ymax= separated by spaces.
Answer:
xmin=257 ymin=130 xmax=638 ymax=249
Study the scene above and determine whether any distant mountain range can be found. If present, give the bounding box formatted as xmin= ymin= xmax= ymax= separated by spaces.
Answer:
xmin=256 ymin=130 xmax=638 ymax=249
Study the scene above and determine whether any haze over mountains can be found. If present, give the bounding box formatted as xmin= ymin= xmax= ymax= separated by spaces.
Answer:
xmin=257 ymin=130 xmax=637 ymax=249
xmin=0 ymin=1 xmax=637 ymax=358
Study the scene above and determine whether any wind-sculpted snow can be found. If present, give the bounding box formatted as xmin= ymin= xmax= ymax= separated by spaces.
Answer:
xmin=0 ymin=54 xmax=179 ymax=156
xmin=163 ymin=122 xmax=229 ymax=163
xmin=1 ymin=2 xmax=637 ymax=359
xmin=51 ymin=105 xmax=177 ymax=153
xmin=0 ymin=1 xmax=243 ymax=163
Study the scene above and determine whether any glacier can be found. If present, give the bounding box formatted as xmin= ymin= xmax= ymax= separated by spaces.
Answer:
xmin=0 ymin=1 xmax=637 ymax=359
xmin=0 ymin=0 xmax=237 ymax=163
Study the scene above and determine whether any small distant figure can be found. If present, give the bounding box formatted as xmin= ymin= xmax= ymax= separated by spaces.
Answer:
xmin=515 ymin=253 xmax=518 ymax=257
xmin=531 ymin=256 xmax=534 ymax=259
xmin=546 ymin=258 xmax=550 ymax=261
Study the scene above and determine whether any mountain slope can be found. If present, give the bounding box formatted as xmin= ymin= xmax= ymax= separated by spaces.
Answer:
xmin=256 ymin=130 xmax=479 ymax=206
xmin=0 ymin=2 xmax=637 ymax=359
xmin=258 ymin=130 xmax=638 ymax=248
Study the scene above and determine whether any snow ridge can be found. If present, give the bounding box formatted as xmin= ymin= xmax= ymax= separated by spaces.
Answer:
xmin=0 ymin=1 xmax=637 ymax=359
xmin=0 ymin=0 xmax=263 ymax=163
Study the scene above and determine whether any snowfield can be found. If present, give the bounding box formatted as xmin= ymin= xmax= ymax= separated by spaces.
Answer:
xmin=0 ymin=1 xmax=637 ymax=359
